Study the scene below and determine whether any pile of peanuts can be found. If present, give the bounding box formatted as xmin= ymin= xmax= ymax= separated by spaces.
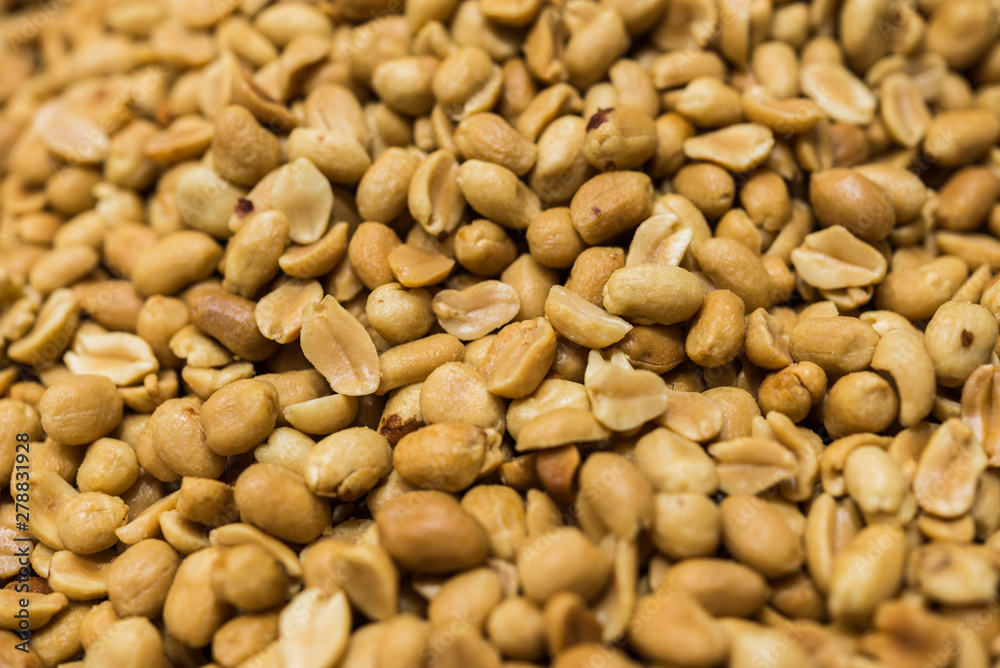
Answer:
xmin=4 ymin=0 xmax=1000 ymax=666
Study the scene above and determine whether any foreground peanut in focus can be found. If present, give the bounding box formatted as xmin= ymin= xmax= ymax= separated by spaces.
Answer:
xmin=2 ymin=0 xmax=1000 ymax=666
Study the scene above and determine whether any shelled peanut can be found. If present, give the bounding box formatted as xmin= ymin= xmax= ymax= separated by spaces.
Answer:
xmin=2 ymin=0 xmax=1000 ymax=667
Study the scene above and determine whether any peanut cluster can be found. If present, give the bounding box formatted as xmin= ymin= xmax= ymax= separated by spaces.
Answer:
xmin=2 ymin=0 xmax=1000 ymax=667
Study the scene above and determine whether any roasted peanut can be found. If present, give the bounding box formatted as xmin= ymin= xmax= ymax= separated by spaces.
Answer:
xmin=162 ymin=547 xmax=232 ymax=648
xmin=720 ymin=494 xmax=804 ymax=578
xmin=39 ymin=375 xmax=123 ymax=446
xmin=685 ymin=289 xmax=746 ymax=368
xmin=201 ymin=379 xmax=279 ymax=456
xmin=375 ymin=490 xmax=489 ymax=573
xmin=925 ymin=301 xmax=998 ymax=387
xmin=305 ymin=427 xmax=392 ymax=500
xmin=210 ymin=105 xmax=280 ymax=187
xmin=603 ymin=264 xmax=704 ymax=326
xmin=106 ymin=539 xmax=180 ymax=618
xmin=570 ymin=172 xmax=655 ymax=245
xmin=234 ymin=463 xmax=331 ymax=544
